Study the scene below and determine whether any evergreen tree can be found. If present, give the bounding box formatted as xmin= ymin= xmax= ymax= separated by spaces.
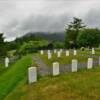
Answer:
xmin=65 ymin=17 xmax=86 ymax=48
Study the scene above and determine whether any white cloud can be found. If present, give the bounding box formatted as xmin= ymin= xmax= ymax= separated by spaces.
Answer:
xmin=0 ymin=0 xmax=100 ymax=41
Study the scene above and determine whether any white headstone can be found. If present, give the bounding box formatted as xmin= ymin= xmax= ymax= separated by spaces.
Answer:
xmin=48 ymin=52 xmax=52 ymax=59
xmin=57 ymin=51 xmax=61 ymax=58
xmin=92 ymin=48 xmax=95 ymax=55
xmin=60 ymin=49 xmax=63 ymax=53
xmin=99 ymin=57 xmax=100 ymax=66
xmin=53 ymin=62 xmax=59 ymax=76
xmin=28 ymin=67 xmax=37 ymax=84
xmin=73 ymin=50 xmax=77 ymax=56
xmin=71 ymin=59 xmax=78 ymax=72
xmin=66 ymin=50 xmax=69 ymax=56
xmin=48 ymin=50 xmax=51 ymax=54
xmin=40 ymin=50 xmax=44 ymax=55
xmin=5 ymin=57 xmax=10 ymax=68
xmin=54 ymin=49 xmax=57 ymax=53
xmin=87 ymin=58 xmax=93 ymax=69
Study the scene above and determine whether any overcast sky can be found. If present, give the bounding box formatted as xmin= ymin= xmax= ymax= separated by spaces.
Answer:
xmin=0 ymin=0 xmax=100 ymax=41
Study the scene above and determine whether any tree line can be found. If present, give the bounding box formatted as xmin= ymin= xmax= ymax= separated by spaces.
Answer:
xmin=65 ymin=17 xmax=100 ymax=48
xmin=0 ymin=17 xmax=100 ymax=57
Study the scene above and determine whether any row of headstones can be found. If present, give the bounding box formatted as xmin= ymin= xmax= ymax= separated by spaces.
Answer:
xmin=28 ymin=57 xmax=100 ymax=84
xmin=40 ymin=48 xmax=96 ymax=59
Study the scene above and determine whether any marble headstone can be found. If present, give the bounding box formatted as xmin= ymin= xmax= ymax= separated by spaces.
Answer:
xmin=87 ymin=58 xmax=93 ymax=69
xmin=99 ymin=57 xmax=100 ymax=66
xmin=48 ymin=52 xmax=52 ymax=59
xmin=73 ymin=50 xmax=77 ymax=56
xmin=92 ymin=48 xmax=95 ymax=55
xmin=66 ymin=50 xmax=69 ymax=56
xmin=5 ymin=57 xmax=10 ymax=68
xmin=40 ymin=50 xmax=44 ymax=55
xmin=57 ymin=51 xmax=61 ymax=58
xmin=28 ymin=67 xmax=37 ymax=84
xmin=54 ymin=49 xmax=57 ymax=53
xmin=71 ymin=59 xmax=78 ymax=72
xmin=53 ymin=62 xmax=59 ymax=76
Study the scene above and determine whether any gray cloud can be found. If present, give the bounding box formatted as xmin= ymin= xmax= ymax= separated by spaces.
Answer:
xmin=0 ymin=0 xmax=100 ymax=41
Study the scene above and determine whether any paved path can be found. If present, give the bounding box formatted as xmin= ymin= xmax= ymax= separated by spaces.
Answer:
xmin=33 ymin=56 xmax=51 ymax=76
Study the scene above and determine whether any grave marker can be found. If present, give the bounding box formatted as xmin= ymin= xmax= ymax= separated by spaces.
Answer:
xmin=40 ymin=50 xmax=44 ymax=55
xmin=57 ymin=51 xmax=61 ymax=58
xmin=92 ymin=48 xmax=95 ymax=55
xmin=48 ymin=52 xmax=52 ymax=59
xmin=73 ymin=50 xmax=77 ymax=56
xmin=48 ymin=50 xmax=51 ymax=54
xmin=28 ymin=67 xmax=37 ymax=84
xmin=66 ymin=50 xmax=69 ymax=56
xmin=71 ymin=59 xmax=78 ymax=72
xmin=99 ymin=57 xmax=100 ymax=66
xmin=87 ymin=58 xmax=93 ymax=69
xmin=54 ymin=49 xmax=57 ymax=53
xmin=53 ymin=62 xmax=59 ymax=76
xmin=5 ymin=57 xmax=10 ymax=68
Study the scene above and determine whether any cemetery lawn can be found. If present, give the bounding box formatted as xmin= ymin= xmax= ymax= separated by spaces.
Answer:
xmin=4 ymin=67 xmax=100 ymax=100
xmin=38 ymin=50 xmax=100 ymax=67
xmin=0 ymin=54 xmax=36 ymax=100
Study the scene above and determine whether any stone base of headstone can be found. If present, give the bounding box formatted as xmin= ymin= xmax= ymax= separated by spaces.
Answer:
xmin=87 ymin=58 xmax=93 ymax=69
xmin=71 ymin=59 xmax=78 ymax=72
xmin=53 ymin=62 xmax=59 ymax=76
xmin=28 ymin=67 xmax=37 ymax=84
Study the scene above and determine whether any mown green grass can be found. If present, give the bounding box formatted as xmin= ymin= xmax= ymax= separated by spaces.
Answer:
xmin=38 ymin=50 xmax=100 ymax=67
xmin=0 ymin=49 xmax=99 ymax=100
xmin=0 ymin=54 xmax=36 ymax=100
xmin=4 ymin=67 xmax=100 ymax=100
xmin=0 ymin=60 xmax=18 ymax=76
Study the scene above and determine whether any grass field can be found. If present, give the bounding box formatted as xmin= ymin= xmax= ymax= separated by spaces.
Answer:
xmin=4 ymin=67 xmax=100 ymax=100
xmin=0 ymin=49 xmax=99 ymax=100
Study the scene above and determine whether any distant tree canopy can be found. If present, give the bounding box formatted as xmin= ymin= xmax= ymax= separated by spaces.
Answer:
xmin=53 ymin=41 xmax=64 ymax=49
xmin=0 ymin=33 xmax=7 ymax=56
xmin=65 ymin=17 xmax=86 ymax=48
xmin=17 ymin=40 xmax=48 ymax=55
xmin=77 ymin=28 xmax=100 ymax=47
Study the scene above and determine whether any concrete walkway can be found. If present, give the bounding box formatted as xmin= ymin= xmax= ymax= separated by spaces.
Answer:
xmin=33 ymin=56 xmax=51 ymax=76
